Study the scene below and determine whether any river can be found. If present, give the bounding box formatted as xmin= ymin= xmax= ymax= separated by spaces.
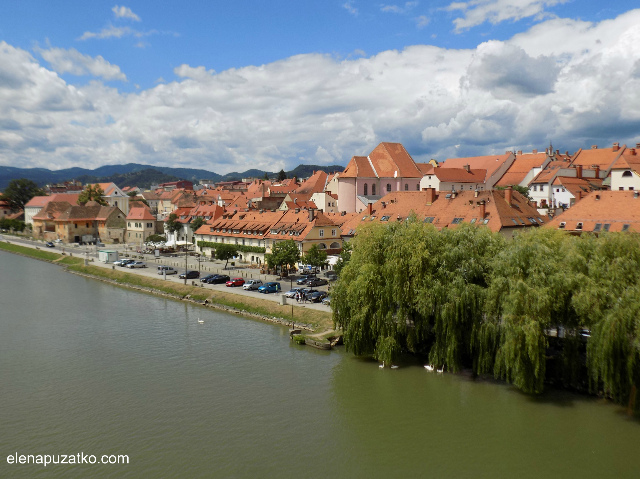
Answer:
xmin=1 ymin=250 xmax=638 ymax=478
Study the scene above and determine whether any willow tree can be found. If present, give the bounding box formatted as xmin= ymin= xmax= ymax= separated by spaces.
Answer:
xmin=77 ymin=184 xmax=108 ymax=206
xmin=332 ymin=219 xmax=503 ymax=368
xmin=481 ymin=228 xmax=577 ymax=394
xmin=572 ymin=233 xmax=640 ymax=411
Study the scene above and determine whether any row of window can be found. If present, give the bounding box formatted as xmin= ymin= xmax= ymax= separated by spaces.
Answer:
xmin=127 ymin=222 xmax=153 ymax=228
xmin=559 ymin=222 xmax=629 ymax=232
xmin=362 ymin=183 xmax=420 ymax=195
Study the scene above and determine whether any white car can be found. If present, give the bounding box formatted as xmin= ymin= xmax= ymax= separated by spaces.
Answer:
xmin=127 ymin=261 xmax=147 ymax=268
xmin=242 ymin=279 xmax=263 ymax=290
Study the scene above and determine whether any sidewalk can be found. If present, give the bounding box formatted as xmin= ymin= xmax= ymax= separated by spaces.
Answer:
xmin=1 ymin=235 xmax=332 ymax=313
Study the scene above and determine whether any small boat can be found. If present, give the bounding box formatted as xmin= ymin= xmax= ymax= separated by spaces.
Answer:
xmin=436 ymin=366 xmax=444 ymax=374
xmin=424 ymin=365 xmax=434 ymax=372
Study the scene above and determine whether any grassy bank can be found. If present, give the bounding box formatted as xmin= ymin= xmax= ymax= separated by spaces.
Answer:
xmin=0 ymin=241 xmax=62 ymax=261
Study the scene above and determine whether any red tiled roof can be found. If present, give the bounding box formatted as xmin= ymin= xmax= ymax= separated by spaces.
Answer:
xmin=441 ymin=153 xmax=513 ymax=181
xmin=295 ymin=170 xmax=328 ymax=195
xmin=430 ymin=167 xmax=487 ymax=183
xmin=341 ymin=156 xmax=375 ymax=178
xmin=570 ymin=144 xmax=625 ymax=170
xmin=126 ymin=206 xmax=155 ymax=221
xmin=495 ymin=153 xmax=548 ymax=187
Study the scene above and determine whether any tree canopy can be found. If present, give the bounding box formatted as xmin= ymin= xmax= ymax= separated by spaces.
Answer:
xmin=164 ymin=213 xmax=182 ymax=236
xmin=77 ymin=184 xmax=108 ymax=206
xmin=214 ymin=243 xmax=238 ymax=268
xmin=300 ymin=244 xmax=328 ymax=270
xmin=190 ymin=217 xmax=206 ymax=234
xmin=265 ymin=239 xmax=300 ymax=275
xmin=331 ymin=219 xmax=640 ymax=412
xmin=1 ymin=178 xmax=44 ymax=211
xmin=277 ymin=169 xmax=287 ymax=182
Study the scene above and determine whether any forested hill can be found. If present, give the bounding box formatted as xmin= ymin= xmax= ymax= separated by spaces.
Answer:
xmin=0 ymin=163 xmax=345 ymax=190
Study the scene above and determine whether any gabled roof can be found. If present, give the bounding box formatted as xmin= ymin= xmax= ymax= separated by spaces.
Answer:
xmin=126 ymin=206 xmax=155 ymax=221
xmin=33 ymin=201 xmax=121 ymax=222
xmin=25 ymin=196 xmax=52 ymax=208
xmin=495 ymin=152 xmax=549 ymax=187
xmin=545 ymin=191 xmax=640 ymax=233
xmin=295 ymin=170 xmax=328 ymax=195
xmin=341 ymin=156 xmax=375 ymax=178
xmin=610 ymin=147 xmax=640 ymax=173
xmin=530 ymin=160 xmax=571 ymax=184
xmin=341 ymin=142 xmax=423 ymax=179
xmin=441 ymin=153 xmax=513 ymax=181
xmin=428 ymin=166 xmax=487 ymax=184
xmin=570 ymin=143 xmax=625 ymax=171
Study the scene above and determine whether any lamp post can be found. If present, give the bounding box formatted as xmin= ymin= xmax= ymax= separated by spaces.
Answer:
xmin=184 ymin=243 xmax=188 ymax=285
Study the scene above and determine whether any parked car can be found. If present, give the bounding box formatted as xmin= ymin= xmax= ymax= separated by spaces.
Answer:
xmin=127 ymin=261 xmax=147 ymax=268
xmin=298 ymin=265 xmax=319 ymax=274
xmin=179 ymin=270 xmax=200 ymax=279
xmin=296 ymin=274 xmax=317 ymax=285
xmin=306 ymin=277 xmax=328 ymax=287
xmin=226 ymin=277 xmax=245 ymax=287
xmin=157 ymin=265 xmax=177 ymax=275
xmin=258 ymin=282 xmax=281 ymax=294
xmin=116 ymin=259 xmax=135 ymax=267
xmin=321 ymin=295 xmax=331 ymax=306
xmin=243 ymin=279 xmax=263 ymax=290
xmin=44 ymin=241 xmax=55 ymax=247
xmin=206 ymin=274 xmax=230 ymax=284
xmin=200 ymin=274 xmax=217 ymax=283
xmin=284 ymin=287 xmax=305 ymax=298
xmin=307 ymin=291 xmax=328 ymax=303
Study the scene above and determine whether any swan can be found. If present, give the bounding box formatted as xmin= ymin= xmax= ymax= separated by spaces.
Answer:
xmin=197 ymin=318 xmax=204 ymax=324
xmin=424 ymin=365 xmax=434 ymax=372
xmin=379 ymin=361 xmax=385 ymax=369
xmin=436 ymin=366 xmax=444 ymax=373
xmin=390 ymin=365 xmax=399 ymax=369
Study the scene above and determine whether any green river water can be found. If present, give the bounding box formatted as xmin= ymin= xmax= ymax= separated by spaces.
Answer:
xmin=1 ymin=250 xmax=638 ymax=478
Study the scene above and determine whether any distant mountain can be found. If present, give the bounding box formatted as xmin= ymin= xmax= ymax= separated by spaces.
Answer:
xmin=0 ymin=163 xmax=346 ymax=190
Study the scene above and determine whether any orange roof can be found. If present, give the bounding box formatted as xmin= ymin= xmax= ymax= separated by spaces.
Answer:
xmin=545 ymin=191 xmax=640 ymax=233
xmin=341 ymin=142 xmax=423 ymax=179
xmin=126 ymin=206 xmax=155 ymax=221
xmin=429 ymin=166 xmax=487 ymax=183
xmin=341 ymin=156 xmax=375 ymax=178
xmin=610 ymin=148 xmax=640 ymax=173
xmin=295 ymin=170 xmax=328 ymax=194
xmin=341 ymin=189 xmax=544 ymax=235
xmin=441 ymin=153 xmax=513 ymax=181
xmin=530 ymin=160 xmax=570 ymax=184
xmin=570 ymin=143 xmax=625 ymax=170
xmin=495 ymin=153 xmax=548 ymax=187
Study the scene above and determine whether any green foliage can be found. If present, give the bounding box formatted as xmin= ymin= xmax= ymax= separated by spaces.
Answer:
xmin=164 ymin=213 xmax=182 ymax=235
xmin=333 ymin=241 xmax=352 ymax=276
xmin=214 ymin=243 xmax=238 ymax=268
xmin=277 ymin=169 xmax=287 ymax=182
xmin=333 ymin=222 xmax=640 ymax=411
xmin=1 ymin=178 xmax=45 ymax=211
xmin=0 ymin=218 xmax=26 ymax=231
xmin=496 ymin=185 xmax=532 ymax=201
xmin=146 ymin=234 xmax=166 ymax=243
xmin=265 ymin=239 xmax=300 ymax=274
xmin=77 ymin=184 xmax=108 ymax=206
xmin=0 ymin=241 xmax=61 ymax=261
xmin=301 ymin=244 xmax=328 ymax=269
xmin=189 ymin=217 xmax=206 ymax=233
xmin=197 ymin=241 xmax=265 ymax=254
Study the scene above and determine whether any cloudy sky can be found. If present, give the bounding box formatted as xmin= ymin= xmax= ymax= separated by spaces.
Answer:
xmin=1 ymin=1 xmax=639 ymax=174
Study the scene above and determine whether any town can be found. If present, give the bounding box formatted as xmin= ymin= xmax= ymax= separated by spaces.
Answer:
xmin=2 ymin=140 xmax=638 ymax=262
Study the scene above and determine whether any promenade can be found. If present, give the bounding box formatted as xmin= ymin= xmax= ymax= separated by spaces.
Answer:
xmin=0 ymin=235 xmax=332 ymax=313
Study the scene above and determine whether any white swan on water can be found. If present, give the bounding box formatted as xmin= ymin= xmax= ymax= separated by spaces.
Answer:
xmin=198 ymin=318 xmax=204 ymax=324
xmin=390 ymin=365 xmax=399 ymax=369
xmin=379 ymin=361 xmax=385 ymax=369
xmin=436 ymin=366 xmax=444 ymax=373
xmin=424 ymin=365 xmax=434 ymax=372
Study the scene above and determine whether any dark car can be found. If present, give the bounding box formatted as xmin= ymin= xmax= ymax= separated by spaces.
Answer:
xmin=117 ymin=259 xmax=136 ymax=267
xmin=307 ymin=291 xmax=328 ymax=303
xmin=210 ymin=274 xmax=230 ymax=284
xmin=44 ymin=241 xmax=55 ymax=247
xmin=200 ymin=274 xmax=217 ymax=283
xmin=179 ymin=270 xmax=200 ymax=279
xmin=296 ymin=274 xmax=316 ymax=285
xmin=306 ymin=277 xmax=328 ymax=287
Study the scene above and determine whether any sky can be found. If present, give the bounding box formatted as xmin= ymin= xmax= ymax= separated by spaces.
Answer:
xmin=1 ymin=1 xmax=639 ymax=175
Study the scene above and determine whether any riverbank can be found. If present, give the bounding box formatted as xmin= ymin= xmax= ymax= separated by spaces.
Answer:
xmin=0 ymin=240 xmax=336 ymax=335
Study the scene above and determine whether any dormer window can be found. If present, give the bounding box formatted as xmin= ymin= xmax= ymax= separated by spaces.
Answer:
xmin=576 ymin=222 xmax=583 ymax=230
xmin=622 ymin=170 xmax=633 ymax=177
xmin=559 ymin=222 xmax=566 ymax=229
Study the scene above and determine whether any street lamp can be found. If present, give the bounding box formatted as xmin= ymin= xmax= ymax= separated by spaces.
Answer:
xmin=184 ymin=243 xmax=188 ymax=285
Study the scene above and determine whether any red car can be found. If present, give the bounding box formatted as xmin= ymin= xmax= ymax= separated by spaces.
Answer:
xmin=225 ymin=277 xmax=245 ymax=287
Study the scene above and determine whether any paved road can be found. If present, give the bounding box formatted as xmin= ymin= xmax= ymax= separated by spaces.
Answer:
xmin=1 ymin=235 xmax=332 ymax=313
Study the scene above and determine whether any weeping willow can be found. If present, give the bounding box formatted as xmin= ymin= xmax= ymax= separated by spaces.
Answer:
xmin=332 ymin=221 xmax=640 ymax=410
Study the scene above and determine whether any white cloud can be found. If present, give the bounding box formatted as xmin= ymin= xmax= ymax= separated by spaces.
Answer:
xmin=112 ymin=5 xmax=141 ymax=21
xmin=79 ymin=25 xmax=133 ymax=40
xmin=415 ymin=15 xmax=430 ymax=28
xmin=2 ymin=10 xmax=640 ymax=173
xmin=381 ymin=2 xmax=419 ymax=14
xmin=447 ymin=0 xmax=570 ymax=32
xmin=35 ymin=46 xmax=127 ymax=81
xmin=343 ymin=1 xmax=358 ymax=16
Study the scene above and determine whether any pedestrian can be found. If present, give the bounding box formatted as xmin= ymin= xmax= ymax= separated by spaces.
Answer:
xmin=296 ymin=292 xmax=300 ymax=303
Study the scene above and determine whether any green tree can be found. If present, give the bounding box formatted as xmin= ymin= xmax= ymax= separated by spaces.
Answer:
xmin=190 ymin=217 xmax=205 ymax=234
xmin=265 ymin=239 xmax=300 ymax=276
xmin=333 ymin=242 xmax=352 ymax=276
xmin=277 ymin=169 xmax=287 ymax=182
xmin=215 ymin=243 xmax=238 ymax=269
xmin=164 ymin=213 xmax=182 ymax=237
xmin=146 ymin=234 xmax=166 ymax=243
xmin=300 ymin=244 xmax=328 ymax=271
xmin=263 ymin=172 xmax=269 ymax=181
xmin=1 ymin=178 xmax=44 ymax=212
xmin=77 ymin=184 xmax=108 ymax=206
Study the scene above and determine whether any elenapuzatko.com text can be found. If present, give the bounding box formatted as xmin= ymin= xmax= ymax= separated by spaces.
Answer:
xmin=7 ymin=452 xmax=129 ymax=466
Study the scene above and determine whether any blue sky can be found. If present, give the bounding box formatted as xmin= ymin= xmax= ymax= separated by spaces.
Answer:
xmin=1 ymin=1 xmax=639 ymax=174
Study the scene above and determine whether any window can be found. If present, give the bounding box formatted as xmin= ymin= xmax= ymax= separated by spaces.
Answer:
xmin=556 ymin=188 xmax=560 ymax=193
xmin=363 ymin=183 xmax=368 ymax=195
xmin=452 ymin=218 xmax=463 ymax=224
xmin=380 ymin=215 xmax=390 ymax=221
xmin=593 ymin=223 xmax=602 ymax=232
xmin=620 ymin=187 xmax=625 ymax=191
xmin=470 ymin=218 xmax=477 ymax=224
xmin=424 ymin=217 xmax=435 ymax=223
xmin=386 ymin=183 xmax=391 ymax=192
xmin=622 ymin=171 xmax=633 ymax=177
xmin=319 ymin=229 xmax=324 ymax=237
xmin=372 ymin=184 xmax=376 ymax=195
xmin=603 ymin=224 xmax=611 ymax=231
xmin=622 ymin=224 xmax=630 ymax=231
xmin=405 ymin=184 xmax=408 ymax=191
xmin=559 ymin=222 xmax=566 ymax=229
xmin=630 ymin=187 xmax=635 ymax=191
xmin=533 ymin=185 xmax=537 ymax=191
xmin=331 ymin=229 xmax=336 ymax=236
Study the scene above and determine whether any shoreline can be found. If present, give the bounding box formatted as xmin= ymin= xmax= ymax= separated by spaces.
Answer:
xmin=0 ymin=239 xmax=333 ymax=336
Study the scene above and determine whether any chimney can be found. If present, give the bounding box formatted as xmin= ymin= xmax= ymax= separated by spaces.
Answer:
xmin=295 ymin=208 xmax=300 ymax=214
xmin=478 ymin=201 xmax=486 ymax=220
xmin=576 ymin=165 xmax=582 ymax=179
xmin=425 ymin=187 xmax=436 ymax=205
xmin=381 ymin=202 xmax=386 ymax=209
xmin=505 ymin=186 xmax=513 ymax=206
xmin=593 ymin=165 xmax=600 ymax=178
xmin=367 ymin=203 xmax=373 ymax=215
xmin=575 ymin=191 xmax=582 ymax=202
xmin=630 ymin=148 xmax=637 ymax=156
xmin=474 ymin=189 xmax=479 ymax=198
xmin=464 ymin=164 xmax=470 ymax=173
xmin=517 ymin=150 xmax=523 ymax=155
xmin=612 ymin=142 xmax=620 ymax=152
xmin=636 ymin=143 xmax=640 ymax=149
xmin=532 ymin=149 xmax=537 ymax=154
